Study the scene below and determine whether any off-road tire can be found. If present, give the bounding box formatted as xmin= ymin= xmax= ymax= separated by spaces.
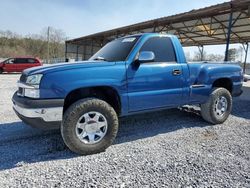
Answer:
xmin=61 ymin=98 xmax=119 ymax=155
xmin=201 ymin=87 xmax=232 ymax=124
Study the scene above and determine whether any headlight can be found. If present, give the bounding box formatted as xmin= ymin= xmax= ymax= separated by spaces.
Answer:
xmin=24 ymin=88 xmax=40 ymax=98
xmin=26 ymin=74 xmax=43 ymax=86
xmin=17 ymin=74 xmax=43 ymax=98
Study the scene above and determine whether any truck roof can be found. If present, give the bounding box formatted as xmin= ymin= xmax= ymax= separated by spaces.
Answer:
xmin=120 ymin=33 xmax=177 ymax=39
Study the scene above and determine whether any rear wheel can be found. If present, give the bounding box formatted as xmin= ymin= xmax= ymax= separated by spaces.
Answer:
xmin=61 ymin=98 xmax=119 ymax=155
xmin=200 ymin=88 xmax=232 ymax=124
xmin=0 ymin=69 xmax=3 ymax=74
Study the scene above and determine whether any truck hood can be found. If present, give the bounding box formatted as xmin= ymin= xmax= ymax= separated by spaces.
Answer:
xmin=23 ymin=61 xmax=116 ymax=75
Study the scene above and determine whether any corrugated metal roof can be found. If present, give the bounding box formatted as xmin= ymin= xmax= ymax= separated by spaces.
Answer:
xmin=65 ymin=0 xmax=250 ymax=60
xmin=67 ymin=0 xmax=250 ymax=47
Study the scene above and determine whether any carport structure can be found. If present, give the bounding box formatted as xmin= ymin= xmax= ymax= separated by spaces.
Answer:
xmin=65 ymin=0 xmax=250 ymax=72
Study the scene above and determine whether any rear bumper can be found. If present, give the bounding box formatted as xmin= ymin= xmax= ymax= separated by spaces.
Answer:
xmin=12 ymin=92 xmax=63 ymax=129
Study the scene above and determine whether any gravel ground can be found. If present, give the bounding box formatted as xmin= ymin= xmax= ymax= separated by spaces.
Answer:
xmin=0 ymin=74 xmax=249 ymax=187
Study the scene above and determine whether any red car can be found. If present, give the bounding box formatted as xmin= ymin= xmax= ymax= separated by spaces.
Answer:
xmin=0 ymin=57 xmax=42 ymax=73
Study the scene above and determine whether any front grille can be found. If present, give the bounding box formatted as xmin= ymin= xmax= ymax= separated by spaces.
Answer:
xmin=18 ymin=74 xmax=27 ymax=97
xmin=20 ymin=74 xmax=27 ymax=82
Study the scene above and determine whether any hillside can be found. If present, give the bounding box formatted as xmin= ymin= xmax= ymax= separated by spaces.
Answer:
xmin=0 ymin=29 xmax=65 ymax=61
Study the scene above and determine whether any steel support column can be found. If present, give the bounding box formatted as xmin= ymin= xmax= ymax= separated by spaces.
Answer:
xmin=224 ymin=7 xmax=233 ymax=62
xmin=91 ymin=40 xmax=94 ymax=56
xmin=198 ymin=45 xmax=204 ymax=61
xmin=83 ymin=44 xmax=86 ymax=60
xmin=65 ymin=42 xmax=68 ymax=61
xmin=243 ymin=42 xmax=249 ymax=74
xmin=153 ymin=26 xmax=156 ymax=32
xmin=153 ymin=23 xmax=157 ymax=32
xmin=76 ymin=45 xmax=79 ymax=61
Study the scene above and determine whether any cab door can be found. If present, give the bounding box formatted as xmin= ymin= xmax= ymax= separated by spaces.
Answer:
xmin=23 ymin=58 xmax=40 ymax=70
xmin=15 ymin=58 xmax=29 ymax=72
xmin=127 ymin=36 xmax=184 ymax=112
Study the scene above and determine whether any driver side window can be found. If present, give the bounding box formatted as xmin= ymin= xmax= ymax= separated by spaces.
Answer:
xmin=140 ymin=37 xmax=176 ymax=63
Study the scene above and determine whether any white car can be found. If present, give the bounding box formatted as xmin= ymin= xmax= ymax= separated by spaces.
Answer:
xmin=244 ymin=74 xmax=250 ymax=82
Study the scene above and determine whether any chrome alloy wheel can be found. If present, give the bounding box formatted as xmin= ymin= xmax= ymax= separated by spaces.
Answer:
xmin=214 ymin=96 xmax=228 ymax=117
xmin=75 ymin=111 xmax=108 ymax=144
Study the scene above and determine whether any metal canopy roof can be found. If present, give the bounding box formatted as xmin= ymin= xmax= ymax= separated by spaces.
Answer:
xmin=65 ymin=0 xmax=250 ymax=60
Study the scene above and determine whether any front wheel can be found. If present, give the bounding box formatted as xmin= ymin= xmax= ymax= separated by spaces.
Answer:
xmin=200 ymin=88 xmax=232 ymax=124
xmin=61 ymin=98 xmax=119 ymax=155
xmin=0 ymin=69 xmax=3 ymax=74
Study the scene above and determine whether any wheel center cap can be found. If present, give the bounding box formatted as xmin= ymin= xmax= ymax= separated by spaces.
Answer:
xmin=85 ymin=121 xmax=98 ymax=133
xmin=217 ymin=102 xmax=223 ymax=110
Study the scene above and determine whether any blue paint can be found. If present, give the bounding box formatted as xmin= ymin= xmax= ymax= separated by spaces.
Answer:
xmin=22 ymin=33 xmax=243 ymax=116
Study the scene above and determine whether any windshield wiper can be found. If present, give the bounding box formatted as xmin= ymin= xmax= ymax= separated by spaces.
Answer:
xmin=93 ymin=56 xmax=107 ymax=61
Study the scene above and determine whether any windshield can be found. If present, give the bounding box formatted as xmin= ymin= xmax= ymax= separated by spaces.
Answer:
xmin=90 ymin=36 xmax=140 ymax=62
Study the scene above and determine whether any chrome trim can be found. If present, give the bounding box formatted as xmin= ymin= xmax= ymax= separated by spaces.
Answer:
xmin=13 ymin=104 xmax=63 ymax=122
xmin=17 ymin=81 xmax=39 ymax=89
xmin=17 ymin=92 xmax=23 ymax=97
xmin=191 ymin=84 xmax=205 ymax=88
xmin=17 ymin=81 xmax=40 ymax=97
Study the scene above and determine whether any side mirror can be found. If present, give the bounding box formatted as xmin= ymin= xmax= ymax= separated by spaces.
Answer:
xmin=138 ymin=51 xmax=155 ymax=63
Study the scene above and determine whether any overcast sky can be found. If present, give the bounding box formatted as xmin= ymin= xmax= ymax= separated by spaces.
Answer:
xmin=0 ymin=0 xmax=249 ymax=61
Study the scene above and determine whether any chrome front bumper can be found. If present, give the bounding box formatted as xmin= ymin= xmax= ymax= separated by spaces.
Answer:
xmin=12 ymin=92 xmax=64 ymax=129
xmin=13 ymin=103 xmax=63 ymax=122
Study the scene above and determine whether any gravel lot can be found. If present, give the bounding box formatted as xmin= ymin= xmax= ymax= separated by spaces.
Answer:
xmin=0 ymin=74 xmax=249 ymax=187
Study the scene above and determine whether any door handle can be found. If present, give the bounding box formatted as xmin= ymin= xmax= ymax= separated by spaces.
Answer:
xmin=172 ymin=69 xmax=182 ymax=75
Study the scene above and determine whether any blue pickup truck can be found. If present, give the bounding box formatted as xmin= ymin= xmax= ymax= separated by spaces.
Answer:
xmin=12 ymin=33 xmax=243 ymax=155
